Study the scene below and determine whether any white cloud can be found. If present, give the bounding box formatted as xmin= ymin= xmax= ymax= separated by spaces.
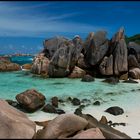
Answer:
xmin=0 ymin=2 xmax=109 ymax=37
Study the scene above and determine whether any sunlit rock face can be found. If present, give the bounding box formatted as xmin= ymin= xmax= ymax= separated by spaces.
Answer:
xmin=0 ymin=56 xmax=21 ymax=72
xmin=84 ymin=31 xmax=109 ymax=66
xmin=43 ymin=36 xmax=69 ymax=59
xmin=99 ymin=28 xmax=128 ymax=76
xmin=31 ymin=53 xmax=50 ymax=75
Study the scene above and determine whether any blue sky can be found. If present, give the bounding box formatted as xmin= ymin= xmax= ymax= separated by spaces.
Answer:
xmin=0 ymin=1 xmax=140 ymax=54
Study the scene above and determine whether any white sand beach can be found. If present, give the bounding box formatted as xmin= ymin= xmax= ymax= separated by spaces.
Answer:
xmin=28 ymin=98 xmax=140 ymax=139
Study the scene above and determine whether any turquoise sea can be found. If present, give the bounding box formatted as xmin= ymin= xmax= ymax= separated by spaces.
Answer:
xmin=10 ymin=56 xmax=34 ymax=65
xmin=0 ymin=56 xmax=140 ymax=138
xmin=0 ymin=70 xmax=140 ymax=109
xmin=1 ymin=69 xmax=140 ymax=138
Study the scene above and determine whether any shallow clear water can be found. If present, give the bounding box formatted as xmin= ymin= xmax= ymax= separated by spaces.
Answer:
xmin=0 ymin=70 xmax=140 ymax=109
xmin=1 ymin=70 xmax=140 ymax=138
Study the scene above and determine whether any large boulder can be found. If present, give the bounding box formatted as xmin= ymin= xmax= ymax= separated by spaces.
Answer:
xmin=128 ymin=42 xmax=140 ymax=63
xmin=128 ymin=55 xmax=140 ymax=69
xmin=84 ymin=31 xmax=109 ymax=66
xmin=109 ymin=28 xmax=128 ymax=76
xmin=110 ymin=27 xmax=125 ymax=45
xmin=129 ymin=68 xmax=140 ymax=79
xmin=5 ymin=63 xmax=21 ymax=71
xmin=0 ymin=56 xmax=10 ymax=63
xmin=99 ymin=55 xmax=113 ymax=75
xmin=0 ymin=57 xmax=21 ymax=72
xmin=79 ymin=114 xmax=131 ymax=139
xmin=43 ymin=36 xmax=69 ymax=59
xmin=68 ymin=66 xmax=86 ymax=78
xmin=72 ymin=35 xmax=83 ymax=58
xmin=113 ymin=39 xmax=128 ymax=75
xmin=16 ymin=89 xmax=46 ymax=112
xmin=31 ymin=53 xmax=50 ymax=75
xmin=109 ymin=27 xmax=125 ymax=55
xmin=35 ymin=114 xmax=88 ymax=139
xmin=71 ymin=128 xmax=105 ymax=139
xmin=83 ymin=32 xmax=94 ymax=55
xmin=0 ymin=100 xmax=36 ymax=138
xmin=48 ymin=40 xmax=81 ymax=77
xmin=98 ymin=121 xmax=131 ymax=139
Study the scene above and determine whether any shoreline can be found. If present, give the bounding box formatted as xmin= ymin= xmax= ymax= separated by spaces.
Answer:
xmin=0 ymin=69 xmax=140 ymax=138
xmin=27 ymin=94 xmax=140 ymax=139
xmin=27 ymin=79 xmax=140 ymax=138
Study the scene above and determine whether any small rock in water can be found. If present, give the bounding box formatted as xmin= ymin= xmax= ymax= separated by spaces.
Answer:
xmin=23 ymin=71 xmax=31 ymax=76
xmin=131 ymin=89 xmax=135 ymax=92
xmin=67 ymin=97 xmax=73 ymax=102
xmin=107 ymin=120 xmax=112 ymax=125
xmin=106 ymin=92 xmax=114 ymax=95
xmin=51 ymin=96 xmax=58 ymax=108
xmin=119 ymin=123 xmax=126 ymax=126
xmin=56 ymin=109 xmax=65 ymax=114
xmin=93 ymin=101 xmax=100 ymax=105
xmin=112 ymin=123 xmax=119 ymax=127
xmin=105 ymin=106 xmax=124 ymax=116
xmin=99 ymin=116 xmax=108 ymax=124
xmin=123 ymin=78 xmax=138 ymax=83
xmin=79 ymin=105 xmax=86 ymax=110
xmin=81 ymin=74 xmax=95 ymax=82
xmin=42 ymin=104 xmax=56 ymax=113
xmin=72 ymin=98 xmax=81 ymax=106
xmin=81 ymin=98 xmax=91 ymax=104
xmin=58 ymin=99 xmax=65 ymax=103
xmin=109 ymin=122 xmax=126 ymax=127
xmin=74 ymin=108 xmax=82 ymax=115
xmin=85 ymin=103 xmax=91 ymax=107
xmin=102 ymin=77 xmax=119 ymax=84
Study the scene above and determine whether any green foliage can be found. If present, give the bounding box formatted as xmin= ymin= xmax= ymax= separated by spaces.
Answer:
xmin=125 ymin=34 xmax=140 ymax=45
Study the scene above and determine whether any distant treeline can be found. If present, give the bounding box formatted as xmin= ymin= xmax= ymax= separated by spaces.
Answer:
xmin=125 ymin=34 xmax=140 ymax=45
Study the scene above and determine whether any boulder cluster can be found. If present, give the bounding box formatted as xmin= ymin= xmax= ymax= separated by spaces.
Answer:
xmin=0 ymin=57 xmax=21 ymax=72
xmin=31 ymin=28 xmax=140 ymax=80
xmin=0 ymin=97 xmax=131 ymax=139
